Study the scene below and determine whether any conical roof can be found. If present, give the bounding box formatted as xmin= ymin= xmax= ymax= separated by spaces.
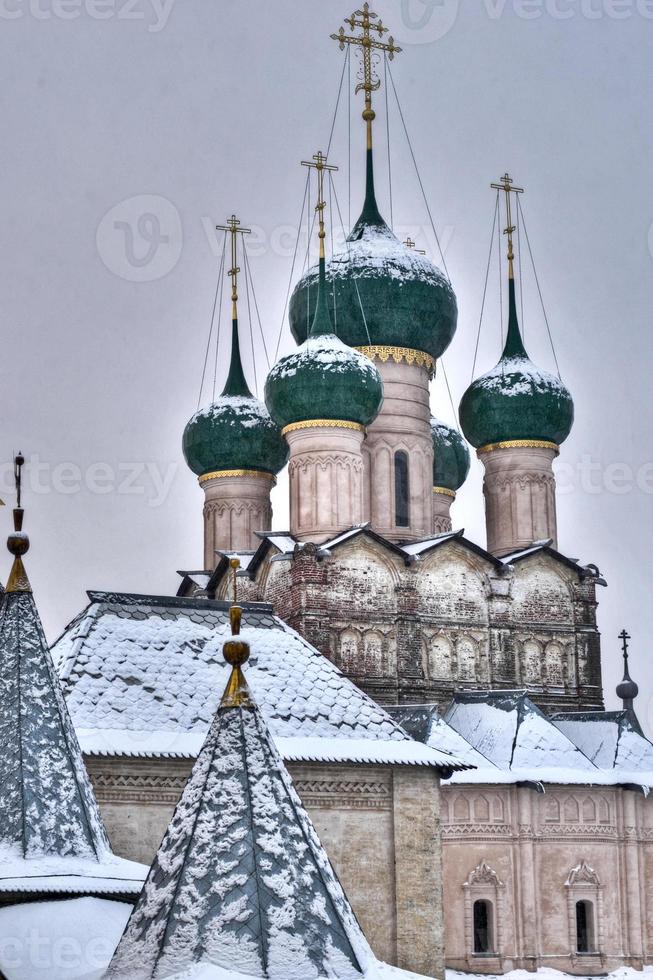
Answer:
xmin=0 ymin=514 xmax=109 ymax=860
xmin=288 ymin=148 xmax=457 ymax=361
xmin=459 ymin=277 xmax=574 ymax=450
xmin=107 ymin=606 xmax=372 ymax=980
xmin=0 ymin=475 xmax=146 ymax=898
xmin=183 ymin=318 xmax=288 ymax=478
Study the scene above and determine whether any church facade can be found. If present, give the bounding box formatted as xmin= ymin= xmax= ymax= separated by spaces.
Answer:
xmin=47 ymin=5 xmax=653 ymax=976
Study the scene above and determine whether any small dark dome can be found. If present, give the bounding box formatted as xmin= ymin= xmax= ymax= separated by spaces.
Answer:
xmin=431 ymin=418 xmax=470 ymax=492
xmin=616 ymin=677 xmax=639 ymax=702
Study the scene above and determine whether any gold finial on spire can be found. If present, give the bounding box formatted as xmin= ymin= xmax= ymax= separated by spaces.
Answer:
xmin=220 ymin=557 xmax=253 ymax=710
xmin=491 ymin=173 xmax=524 ymax=280
xmin=6 ymin=452 xmax=31 ymax=594
xmin=301 ymin=151 xmax=338 ymax=260
xmin=216 ymin=214 xmax=251 ymax=320
xmin=403 ymin=236 xmax=426 ymax=254
xmin=331 ymin=3 xmax=401 ymax=150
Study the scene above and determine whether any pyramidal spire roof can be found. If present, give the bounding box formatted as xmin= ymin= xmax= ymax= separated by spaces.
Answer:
xmin=107 ymin=590 xmax=373 ymax=980
xmin=0 ymin=455 xmax=146 ymax=896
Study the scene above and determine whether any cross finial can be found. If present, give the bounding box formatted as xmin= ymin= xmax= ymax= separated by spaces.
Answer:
xmin=403 ymin=236 xmax=425 ymax=254
xmin=301 ymin=151 xmax=338 ymax=260
xmin=331 ymin=4 xmax=401 ymax=150
xmin=216 ymin=214 xmax=251 ymax=319
xmin=619 ymin=628 xmax=631 ymax=666
xmin=490 ymin=172 xmax=524 ymax=280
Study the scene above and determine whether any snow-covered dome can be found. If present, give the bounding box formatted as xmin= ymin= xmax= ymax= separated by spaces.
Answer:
xmin=289 ymin=155 xmax=457 ymax=361
xmin=265 ymin=258 xmax=383 ymax=431
xmin=459 ymin=280 xmax=574 ymax=450
xmin=183 ymin=322 xmax=288 ymax=478
xmin=431 ymin=417 xmax=470 ymax=492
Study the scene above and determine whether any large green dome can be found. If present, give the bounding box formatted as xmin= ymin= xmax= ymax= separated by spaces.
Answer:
xmin=288 ymin=153 xmax=457 ymax=361
xmin=265 ymin=275 xmax=383 ymax=431
xmin=183 ymin=321 xmax=288 ymax=478
xmin=431 ymin=418 xmax=470 ymax=492
xmin=459 ymin=280 xmax=574 ymax=450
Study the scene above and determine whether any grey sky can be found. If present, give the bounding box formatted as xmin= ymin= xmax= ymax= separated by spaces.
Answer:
xmin=1 ymin=0 xmax=651 ymax=732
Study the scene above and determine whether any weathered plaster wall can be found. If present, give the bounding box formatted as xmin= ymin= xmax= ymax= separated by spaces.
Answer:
xmin=441 ymin=782 xmax=652 ymax=974
xmin=237 ymin=537 xmax=603 ymax=713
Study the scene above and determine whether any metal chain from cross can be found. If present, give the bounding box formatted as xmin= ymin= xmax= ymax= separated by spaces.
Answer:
xmin=216 ymin=214 xmax=251 ymax=317
xmin=491 ymin=173 xmax=524 ymax=278
xmin=301 ymin=151 xmax=338 ymax=259
xmin=331 ymin=3 xmax=401 ymax=147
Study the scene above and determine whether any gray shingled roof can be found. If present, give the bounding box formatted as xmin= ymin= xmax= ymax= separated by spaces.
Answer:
xmin=0 ymin=579 xmax=146 ymax=895
xmin=106 ymin=684 xmax=372 ymax=979
xmin=53 ymin=592 xmax=465 ymax=771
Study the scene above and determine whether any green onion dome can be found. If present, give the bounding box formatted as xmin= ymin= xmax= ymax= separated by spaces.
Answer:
xmin=431 ymin=417 xmax=470 ymax=492
xmin=459 ymin=279 xmax=574 ymax=450
xmin=288 ymin=151 xmax=457 ymax=362
xmin=265 ymin=253 xmax=383 ymax=432
xmin=183 ymin=321 xmax=288 ymax=478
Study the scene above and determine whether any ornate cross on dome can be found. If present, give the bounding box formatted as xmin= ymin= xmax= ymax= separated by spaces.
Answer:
xmin=216 ymin=214 xmax=251 ymax=319
xmin=301 ymin=150 xmax=338 ymax=260
xmin=491 ymin=173 xmax=524 ymax=279
xmin=331 ymin=4 xmax=401 ymax=149
xmin=619 ymin=628 xmax=631 ymax=668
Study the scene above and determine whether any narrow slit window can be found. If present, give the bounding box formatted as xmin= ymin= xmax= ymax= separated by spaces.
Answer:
xmin=473 ymin=899 xmax=494 ymax=955
xmin=394 ymin=451 xmax=410 ymax=528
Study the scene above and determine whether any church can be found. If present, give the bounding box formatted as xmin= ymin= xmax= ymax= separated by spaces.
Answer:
xmin=2 ymin=4 xmax=653 ymax=979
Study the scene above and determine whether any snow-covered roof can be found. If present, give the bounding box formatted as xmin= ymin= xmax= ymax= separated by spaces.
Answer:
xmin=106 ymin=663 xmax=375 ymax=980
xmin=53 ymin=592 xmax=466 ymax=772
xmin=553 ymin=711 xmax=653 ymax=782
xmin=0 ymin=549 xmax=147 ymax=897
xmin=393 ymin=697 xmax=653 ymax=789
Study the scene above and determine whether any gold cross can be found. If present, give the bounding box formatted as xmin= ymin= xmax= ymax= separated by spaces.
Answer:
xmin=403 ymin=236 xmax=425 ymax=254
xmin=491 ymin=173 xmax=524 ymax=279
xmin=301 ymin=151 xmax=338 ymax=259
xmin=331 ymin=4 xmax=401 ymax=148
xmin=216 ymin=214 xmax=251 ymax=318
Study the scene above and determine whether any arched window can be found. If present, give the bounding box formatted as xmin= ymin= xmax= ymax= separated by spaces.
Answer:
xmin=394 ymin=451 xmax=410 ymax=528
xmin=473 ymin=899 xmax=494 ymax=954
xmin=576 ymin=900 xmax=596 ymax=953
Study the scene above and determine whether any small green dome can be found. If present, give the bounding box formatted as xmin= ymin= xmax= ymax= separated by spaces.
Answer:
xmin=183 ymin=321 xmax=288 ymax=478
xmin=265 ymin=279 xmax=383 ymax=431
xmin=459 ymin=280 xmax=574 ymax=450
xmin=431 ymin=418 xmax=470 ymax=492
xmin=288 ymin=151 xmax=457 ymax=361
xmin=183 ymin=396 xmax=288 ymax=477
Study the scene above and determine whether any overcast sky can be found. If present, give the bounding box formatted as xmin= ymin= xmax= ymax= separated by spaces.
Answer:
xmin=1 ymin=0 xmax=651 ymax=732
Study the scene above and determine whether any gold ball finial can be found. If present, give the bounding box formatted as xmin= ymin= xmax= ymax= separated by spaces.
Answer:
xmin=7 ymin=531 xmax=29 ymax=557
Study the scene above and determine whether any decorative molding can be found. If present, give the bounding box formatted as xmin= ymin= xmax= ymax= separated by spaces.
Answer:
xmin=293 ymin=777 xmax=392 ymax=811
xmin=464 ymin=861 xmax=505 ymax=889
xmin=92 ymin=771 xmax=187 ymax=804
xmin=477 ymin=439 xmax=559 ymax=456
xmin=566 ymin=860 xmax=601 ymax=888
xmin=433 ymin=486 xmax=456 ymax=499
xmin=199 ymin=469 xmax=276 ymax=485
xmin=288 ymin=453 xmax=364 ymax=476
xmin=282 ymin=419 xmax=364 ymax=436
xmin=356 ymin=344 xmax=436 ymax=377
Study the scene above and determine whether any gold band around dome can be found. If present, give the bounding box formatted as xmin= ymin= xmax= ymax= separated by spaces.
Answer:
xmin=281 ymin=419 xmax=365 ymax=437
xmin=433 ymin=486 xmax=456 ymax=498
xmin=356 ymin=345 xmax=436 ymax=378
xmin=198 ymin=469 xmax=277 ymax=486
xmin=477 ymin=439 xmax=559 ymax=456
